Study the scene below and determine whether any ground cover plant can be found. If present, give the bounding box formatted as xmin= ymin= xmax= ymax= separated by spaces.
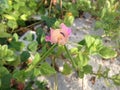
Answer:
xmin=0 ymin=0 xmax=120 ymax=90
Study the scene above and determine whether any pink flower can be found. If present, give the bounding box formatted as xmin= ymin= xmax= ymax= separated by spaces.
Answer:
xmin=45 ymin=23 xmax=71 ymax=45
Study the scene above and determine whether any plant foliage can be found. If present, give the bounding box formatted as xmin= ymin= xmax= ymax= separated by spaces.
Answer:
xmin=0 ymin=0 xmax=120 ymax=89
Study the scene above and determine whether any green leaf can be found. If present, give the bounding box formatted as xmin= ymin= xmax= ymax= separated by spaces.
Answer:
xmin=3 ymin=14 xmax=16 ymax=20
xmin=36 ymin=28 xmax=45 ymax=44
xmin=69 ymin=5 xmax=79 ymax=17
xmin=103 ymin=68 xmax=110 ymax=78
xmin=35 ymin=81 xmax=47 ymax=90
xmin=7 ymin=57 xmax=20 ymax=66
xmin=23 ymin=33 xmax=35 ymax=41
xmin=62 ymin=63 xmax=72 ymax=75
xmin=41 ymin=44 xmax=47 ymax=55
xmin=13 ymin=70 xmax=28 ymax=82
xmin=70 ymin=48 xmax=78 ymax=55
xmin=101 ymin=8 xmax=107 ymax=19
xmin=85 ymin=35 xmax=97 ymax=48
xmin=0 ymin=67 xmax=11 ymax=89
xmin=112 ymin=74 xmax=120 ymax=85
xmin=0 ymin=31 xmax=11 ymax=38
xmin=0 ymin=45 xmax=16 ymax=63
xmin=33 ymin=68 xmax=41 ymax=77
xmin=7 ymin=20 xmax=18 ymax=29
xmin=0 ymin=74 xmax=11 ymax=89
xmin=85 ymin=35 xmax=95 ymax=48
xmin=20 ymin=14 xmax=28 ymax=20
xmin=83 ymin=65 xmax=92 ymax=74
xmin=19 ymin=1 xmax=25 ymax=6
xmin=27 ymin=41 xmax=38 ymax=52
xmin=0 ymin=66 xmax=9 ymax=77
xmin=38 ymin=5 xmax=46 ymax=15
xmin=85 ymin=35 xmax=103 ymax=54
xmin=0 ymin=38 xmax=7 ymax=45
xmin=41 ymin=16 xmax=56 ymax=28
xmin=13 ymin=3 xmax=20 ymax=10
xmin=99 ymin=46 xmax=117 ymax=59
xmin=12 ymin=33 xmax=19 ymax=41
xmin=0 ymin=23 xmax=7 ymax=31
xmin=40 ymin=62 xmax=56 ymax=76
xmin=10 ymin=41 xmax=25 ymax=51
xmin=20 ymin=51 xmax=30 ymax=62
xmin=95 ymin=21 xmax=103 ymax=29
xmin=31 ymin=53 xmax=40 ymax=66
xmin=53 ymin=20 xmax=62 ymax=28
xmin=56 ymin=45 xmax=65 ymax=57
xmin=5 ymin=56 xmax=16 ymax=62
xmin=78 ymin=39 xmax=86 ymax=46
xmin=77 ymin=53 xmax=89 ymax=68
xmin=0 ymin=0 xmax=9 ymax=12
xmin=78 ymin=71 xmax=84 ymax=78
xmin=17 ymin=19 xmax=26 ymax=27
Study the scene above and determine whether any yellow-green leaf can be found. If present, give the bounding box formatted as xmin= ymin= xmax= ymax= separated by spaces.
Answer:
xmin=3 ymin=14 xmax=16 ymax=20
xmin=99 ymin=47 xmax=117 ymax=59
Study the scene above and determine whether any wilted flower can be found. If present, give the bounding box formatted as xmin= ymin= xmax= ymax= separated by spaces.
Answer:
xmin=45 ymin=23 xmax=71 ymax=45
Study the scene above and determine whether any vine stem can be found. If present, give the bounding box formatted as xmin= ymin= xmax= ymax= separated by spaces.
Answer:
xmin=52 ymin=57 xmax=58 ymax=90
xmin=54 ymin=73 xmax=58 ymax=90
xmin=12 ymin=21 xmax=42 ymax=33
xmin=48 ymin=0 xmax=53 ymax=16
xmin=68 ymin=41 xmax=82 ymax=47
xmin=91 ymin=72 xmax=112 ymax=80
xmin=40 ymin=44 xmax=57 ymax=63
xmin=82 ymin=78 xmax=84 ymax=90
xmin=26 ymin=44 xmax=57 ymax=71
xmin=64 ymin=45 xmax=76 ymax=68
xmin=36 ymin=0 xmax=44 ymax=12
xmin=60 ymin=0 xmax=63 ymax=18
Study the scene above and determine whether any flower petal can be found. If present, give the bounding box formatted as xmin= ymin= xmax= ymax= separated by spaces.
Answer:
xmin=60 ymin=23 xmax=71 ymax=36
xmin=45 ymin=23 xmax=71 ymax=45
xmin=45 ymin=36 xmax=51 ymax=41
